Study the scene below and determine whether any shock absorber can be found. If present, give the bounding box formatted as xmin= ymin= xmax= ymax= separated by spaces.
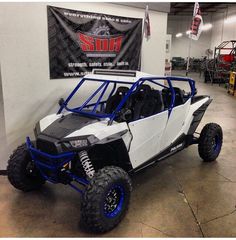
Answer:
xmin=78 ymin=150 xmax=95 ymax=178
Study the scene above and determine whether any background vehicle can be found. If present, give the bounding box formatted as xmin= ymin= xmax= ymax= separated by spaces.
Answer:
xmin=171 ymin=57 xmax=186 ymax=70
xmin=204 ymin=40 xmax=236 ymax=84
xmin=7 ymin=69 xmax=223 ymax=233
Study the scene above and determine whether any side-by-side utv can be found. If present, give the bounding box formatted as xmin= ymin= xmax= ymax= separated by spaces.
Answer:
xmin=7 ymin=69 xmax=223 ymax=233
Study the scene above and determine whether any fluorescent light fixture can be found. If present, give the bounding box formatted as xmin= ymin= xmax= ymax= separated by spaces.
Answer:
xmin=201 ymin=23 xmax=212 ymax=31
xmin=176 ymin=33 xmax=183 ymax=38
xmin=186 ymin=30 xmax=192 ymax=35
xmin=225 ymin=16 xmax=236 ymax=24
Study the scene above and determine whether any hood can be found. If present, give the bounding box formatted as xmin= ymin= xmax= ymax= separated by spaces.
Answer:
xmin=35 ymin=113 xmax=131 ymax=154
xmin=37 ymin=113 xmax=100 ymax=140
xmin=36 ymin=113 xmax=129 ymax=142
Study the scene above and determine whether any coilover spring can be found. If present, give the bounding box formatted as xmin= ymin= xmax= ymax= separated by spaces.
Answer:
xmin=78 ymin=150 xmax=95 ymax=178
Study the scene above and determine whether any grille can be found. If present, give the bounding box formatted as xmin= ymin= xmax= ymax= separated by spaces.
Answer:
xmin=36 ymin=139 xmax=58 ymax=154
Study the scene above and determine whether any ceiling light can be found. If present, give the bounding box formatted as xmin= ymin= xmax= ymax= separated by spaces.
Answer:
xmin=176 ymin=33 xmax=183 ymax=38
xmin=225 ymin=16 xmax=236 ymax=24
xmin=201 ymin=23 xmax=212 ymax=31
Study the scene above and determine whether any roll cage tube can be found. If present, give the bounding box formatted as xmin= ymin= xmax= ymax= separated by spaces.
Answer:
xmin=57 ymin=76 xmax=196 ymax=123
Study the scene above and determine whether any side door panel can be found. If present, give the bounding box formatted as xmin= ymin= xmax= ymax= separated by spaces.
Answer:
xmin=128 ymin=110 xmax=168 ymax=168
xmin=160 ymin=99 xmax=191 ymax=151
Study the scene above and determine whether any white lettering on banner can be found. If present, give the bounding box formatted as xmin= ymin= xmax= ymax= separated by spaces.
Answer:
xmin=63 ymin=11 xmax=132 ymax=23
xmin=89 ymin=62 xmax=102 ymax=67
xmin=117 ymin=61 xmax=129 ymax=66
xmin=68 ymin=63 xmax=88 ymax=67
xmin=103 ymin=62 xmax=113 ymax=67
xmin=64 ymin=72 xmax=92 ymax=77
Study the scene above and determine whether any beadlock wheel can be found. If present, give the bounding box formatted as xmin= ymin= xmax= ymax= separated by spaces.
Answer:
xmin=104 ymin=184 xmax=125 ymax=218
xmin=81 ymin=166 xmax=132 ymax=233
xmin=198 ymin=123 xmax=223 ymax=162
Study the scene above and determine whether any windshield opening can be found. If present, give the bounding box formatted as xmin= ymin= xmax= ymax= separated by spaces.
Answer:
xmin=66 ymin=79 xmax=134 ymax=119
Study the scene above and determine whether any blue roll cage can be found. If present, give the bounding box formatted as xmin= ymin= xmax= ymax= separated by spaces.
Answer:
xmin=26 ymin=75 xmax=196 ymax=194
xmin=57 ymin=76 xmax=196 ymax=123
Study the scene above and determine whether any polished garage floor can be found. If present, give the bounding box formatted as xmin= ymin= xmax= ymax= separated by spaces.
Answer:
xmin=0 ymin=71 xmax=236 ymax=237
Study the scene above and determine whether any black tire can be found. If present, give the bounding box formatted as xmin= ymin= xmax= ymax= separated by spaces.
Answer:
xmin=7 ymin=144 xmax=45 ymax=191
xmin=198 ymin=123 xmax=223 ymax=162
xmin=81 ymin=166 xmax=132 ymax=233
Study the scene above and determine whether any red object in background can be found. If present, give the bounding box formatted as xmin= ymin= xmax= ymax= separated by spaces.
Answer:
xmin=191 ymin=15 xmax=202 ymax=36
xmin=222 ymin=54 xmax=234 ymax=63
xmin=78 ymin=33 xmax=123 ymax=52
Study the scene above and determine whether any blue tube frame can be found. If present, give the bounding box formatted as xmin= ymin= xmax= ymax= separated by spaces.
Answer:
xmin=26 ymin=75 xmax=196 ymax=194
xmin=92 ymin=82 xmax=109 ymax=113
xmin=26 ymin=137 xmax=89 ymax=193
xmin=57 ymin=75 xmax=196 ymax=123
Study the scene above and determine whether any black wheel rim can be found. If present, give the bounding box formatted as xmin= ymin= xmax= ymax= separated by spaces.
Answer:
xmin=104 ymin=184 xmax=125 ymax=218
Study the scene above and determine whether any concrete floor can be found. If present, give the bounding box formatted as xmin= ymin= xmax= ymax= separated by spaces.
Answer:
xmin=0 ymin=70 xmax=236 ymax=237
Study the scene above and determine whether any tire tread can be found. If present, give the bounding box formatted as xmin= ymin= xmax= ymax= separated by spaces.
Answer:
xmin=81 ymin=166 xmax=132 ymax=233
xmin=198 ymin=123 xmax=223 ymax=162
xmin=7 ymin=144 xmax=45 ymax=191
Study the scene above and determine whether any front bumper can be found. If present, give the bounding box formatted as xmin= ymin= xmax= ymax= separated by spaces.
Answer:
xmin=26 ymin=137 xmax=88 ymax=191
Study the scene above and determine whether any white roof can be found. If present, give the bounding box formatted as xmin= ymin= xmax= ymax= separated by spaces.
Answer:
xmin=84 ymin=69 xmax=158 ymax=83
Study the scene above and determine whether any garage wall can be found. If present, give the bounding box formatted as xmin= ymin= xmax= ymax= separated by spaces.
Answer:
xmin=167 ymin=15 xmax=212 ymax=58
xmin=0 ymin=2 xmax=167 ymax=169
xmin=210 ymin=5 xmax=236 ymax=50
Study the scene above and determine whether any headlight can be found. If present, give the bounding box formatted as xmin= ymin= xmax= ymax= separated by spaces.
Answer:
xmin=60 ymin=135 xmax=98 ymax=151
xmin=70 ymin=139 xmax=88 ymax=148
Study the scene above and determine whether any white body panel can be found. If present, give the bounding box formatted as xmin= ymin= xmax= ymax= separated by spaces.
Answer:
xmin=65 ymin=120 xmax=132 ymax=149
xmin=128 ymin=111 xmax=168 ymax=168
xmin=160 ymin=99 xmax=191 ymax=150
xmin=127 ymin=97 xmax=210 ymax=169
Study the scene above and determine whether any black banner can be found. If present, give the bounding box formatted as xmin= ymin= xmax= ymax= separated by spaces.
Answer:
xmin=47 ymin=6 xmax=142 ymax=79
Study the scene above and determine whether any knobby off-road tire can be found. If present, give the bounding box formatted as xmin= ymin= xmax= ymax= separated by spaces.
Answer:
xmin=198 ymin=123 xmax=223 ymax=162
xmin=7 ymin=144 xmax=45 ymax=191
xmin=81 ymin=166 xmax=132 ymax=233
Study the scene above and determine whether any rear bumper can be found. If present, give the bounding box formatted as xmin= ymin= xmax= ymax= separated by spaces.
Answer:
xmin=26 ymin=137 xmax=88 ymax=189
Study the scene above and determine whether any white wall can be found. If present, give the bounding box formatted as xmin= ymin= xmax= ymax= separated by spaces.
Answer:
xmin=210 ymin=5 xmax=236 ymax=50
xmin=0 ymin=2 xmax=167 ymax=169
xmin=167 ymin=15 xmax=213 ymax=59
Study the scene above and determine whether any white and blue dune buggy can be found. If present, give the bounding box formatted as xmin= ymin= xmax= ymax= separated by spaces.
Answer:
xmin=7 ymin=69 xmax=223 ymax=233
